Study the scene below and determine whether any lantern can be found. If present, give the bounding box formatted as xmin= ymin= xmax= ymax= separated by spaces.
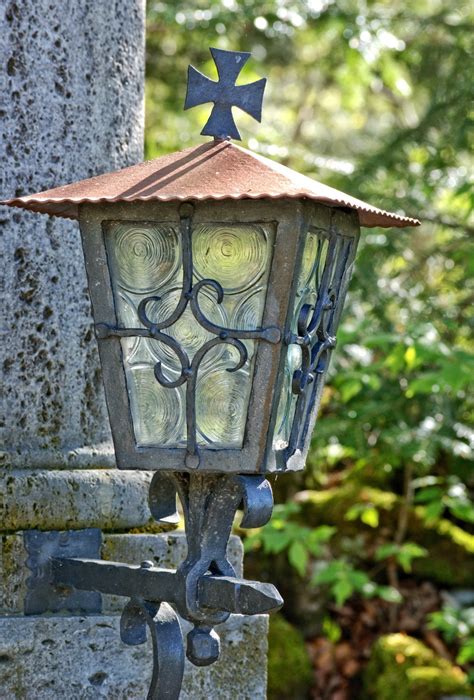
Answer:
xmin=2 ymin=49 xmax=419 ymax=698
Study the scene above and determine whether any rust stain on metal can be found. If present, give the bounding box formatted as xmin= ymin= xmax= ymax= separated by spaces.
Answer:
xmin=1 ymin=141 xmax=420 ymax=228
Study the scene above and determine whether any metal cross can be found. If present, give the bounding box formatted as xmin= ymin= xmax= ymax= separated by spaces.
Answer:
xmin=184 ymin=48 xmax=266 ymax=141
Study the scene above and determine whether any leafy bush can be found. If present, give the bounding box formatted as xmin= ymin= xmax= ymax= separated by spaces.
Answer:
xmin=429 ymin=605 xmax=474 ymax=681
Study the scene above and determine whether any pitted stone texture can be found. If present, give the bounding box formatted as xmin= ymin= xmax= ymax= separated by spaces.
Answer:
xmin=0 ymin=532 xmax=244 ymax=614
xmin=0 ymin=0 xmax=145 ymax=467
xmin=0 ymin=613 xmax=268 ymax=699
xmin=0 ymin=469 xmax=154 ymax=532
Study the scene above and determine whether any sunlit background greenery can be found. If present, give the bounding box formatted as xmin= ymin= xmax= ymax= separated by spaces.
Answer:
xmin=145 ymin=2 xmax=473 ymax=697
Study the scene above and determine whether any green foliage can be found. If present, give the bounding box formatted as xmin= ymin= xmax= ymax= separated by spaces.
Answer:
xmin=414 ymin=477 xmax=474 ymax=524
xmin=375 ymin=542 xmax=428 ymax=573
xmin=312 ymin=560 xmax=401 ymax=606
xmin=245 ymin=503 xmax=335 ymax=577
xmin=346 ymin=502 xmax=380 ymax=527
xmin=363 ymin=634 xmax=472 ymax=700
xmin=429 ymin=606 xmax=474 ymax=677
xmin=267 ymin=613 xmax=313 ymax=700
xmin=146 ymin=1 xmax=473 ymax=685
xmin=322 ymin=615 xmax=342 ymax=644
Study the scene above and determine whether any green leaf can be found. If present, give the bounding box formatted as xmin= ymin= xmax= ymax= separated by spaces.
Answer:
xmin=311 ymin=525 xmax=337 ymax=542
xmin=415 ymin=486 xmax=444 ymax=503
xmin=346 ymin=503 xmax=379 ymax=527
xmin=377 ymin=586 xmax=403 ymax=603
xmin=332 ymin=579 xmax=353 ymax=606
xmin=340 ymin=378 xmax=363 ymax=403
xmin=347 ymin=569 xmax=369 ymax=587
xmin=261 ymin=528 xmax=292 ymax=554
xmin=306 ymin=526 xmax=335 ymax=555
xmin=313 ymin=562 xmax=341 ymax=585
xmin=361 ymin=506 xmax=379 ymax=528
xmin=449 ymin=501 xmax=474 ymax=524
xmin=375 ymin=543 xmax=399 ymax=561
xmin=423 ymin=499 xmax=444 ymax=522
xmin=404 ymin=345 xmax=417 ymax=369
xmin=288 ymin=540 xmax=308 ymax=577
xmin=322 ymin=617 xmax=342 ymax=643
xmin=457 ymin=639 xmax=474 ymax=665
xmin=397 ymin=543 xmax=428 ymax=573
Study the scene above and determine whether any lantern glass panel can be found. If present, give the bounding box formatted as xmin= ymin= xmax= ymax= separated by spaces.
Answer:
xmin=104 ymin=220 xmax=274 ymax=449
xmin=272 ymin=221 xmax=357 ymax=457
xmin=272 ymin=227 xmax=325 ymax=450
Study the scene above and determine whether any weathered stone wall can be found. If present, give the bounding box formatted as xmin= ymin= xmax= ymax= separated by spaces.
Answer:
xmin=0 ymin=0 xmax=144 ymax=467
xmin=0 ymin=0 xmax=151 ymax=530
xmin=0 ymin=533 xmax=268 ymax=699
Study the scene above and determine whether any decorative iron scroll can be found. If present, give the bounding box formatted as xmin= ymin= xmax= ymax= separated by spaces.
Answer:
xmin=285 ymin=226 xmax=356 ymax=457
xmin=97 ymin=204 xmax=280 ymax=468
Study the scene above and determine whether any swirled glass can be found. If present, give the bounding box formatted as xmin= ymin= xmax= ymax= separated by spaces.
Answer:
xmin=193 ymin=224 xmax=272 ymax=447
xmin=105 ymin=221 xmax=273 ymax=450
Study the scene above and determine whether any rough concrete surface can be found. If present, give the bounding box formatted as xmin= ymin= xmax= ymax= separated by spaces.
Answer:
xmin=0 ymin=533 xmax=267 ymax=698
xmin=0 ymin=469 xmax=154 ymax=531
xmin=0 ymin=0 xmax=145 ymax=467
xmin=0 ymin=613 xmax=268 ymax=700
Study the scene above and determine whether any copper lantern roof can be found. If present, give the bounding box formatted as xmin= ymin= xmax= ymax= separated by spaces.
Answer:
xmin=1 ymin=140 xmax=419 ymax=228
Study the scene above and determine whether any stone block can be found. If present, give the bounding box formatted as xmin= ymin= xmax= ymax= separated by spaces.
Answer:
xmin=0 ymin=613 xmax=268 ymax=699
xmin=0 ymin=470 xmax=154 ymax=531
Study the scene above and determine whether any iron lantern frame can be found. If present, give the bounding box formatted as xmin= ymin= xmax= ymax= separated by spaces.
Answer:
xmin=79 ymin=197 xmax=360 ymax=475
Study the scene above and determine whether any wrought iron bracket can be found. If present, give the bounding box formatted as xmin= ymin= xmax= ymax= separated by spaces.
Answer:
xmin=24 ymin=474 xmax=282 ymax=699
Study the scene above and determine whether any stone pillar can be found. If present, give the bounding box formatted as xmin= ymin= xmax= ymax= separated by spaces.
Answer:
xmin=0 ymin=2 xmax=268 ymax=697
xmin=0 ymin=0 xmax=153 ymax=524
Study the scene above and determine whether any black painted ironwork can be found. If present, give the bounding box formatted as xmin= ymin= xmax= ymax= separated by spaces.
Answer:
xmin=285 ymin=229 xmax=356 ymax=458
xmin=97 ymin=204 xmax=280 ymax=469
xmin=24 ymin=474 xmax=281 ymax=699
xmin=184 ymin=48 xmax=266 ymax=140
xmin=121 ymin=599 xmax=185 ymax=700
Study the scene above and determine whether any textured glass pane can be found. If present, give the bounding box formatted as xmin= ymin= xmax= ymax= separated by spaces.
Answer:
xmin=127 ymin=365 xmax=185 ymax=446
xmin=272 ymin=223 xmax=356 ymax=455
xmin=273 ymin=228 xmax=326 ymax=451
xmin=105 ymin=221 xmax=186 ymax=447
xmin=193 ymin=223 xmax=272 ymax=447
xmin=108 ymin=221 xmax=180 ymax=294
xmin=105 ymin=220 xmax=273 ymax=450
xmin=196 ymin=364 xmax=251 ymax=446
xmin=193 ymin=224 xmax=267 ymax=293
xmin=273 ymin=345 xmax=302 ymax=451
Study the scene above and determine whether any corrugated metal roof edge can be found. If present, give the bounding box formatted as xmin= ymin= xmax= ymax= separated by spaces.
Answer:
xmin=1 ymin=192 xmax=420 ymax=228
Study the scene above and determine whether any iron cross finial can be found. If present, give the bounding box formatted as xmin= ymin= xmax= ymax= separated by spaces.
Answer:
xmin=184 ymin=48 xmax=267 ymax=141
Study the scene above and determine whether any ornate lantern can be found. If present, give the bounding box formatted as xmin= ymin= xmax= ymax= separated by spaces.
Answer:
xmin=2 ymin=49 xmax=418 ymax=699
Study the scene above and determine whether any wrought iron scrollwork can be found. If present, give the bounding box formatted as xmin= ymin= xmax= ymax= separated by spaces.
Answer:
xmin=285 ymin=228 xmax=356 ymax=456
xmin=120 ymin=598 xmax=185 ymax=700
xmin=27 ymin=474 xmax=282 ymax=699
xmin=97 ymin=204 xmax=280 ymax=468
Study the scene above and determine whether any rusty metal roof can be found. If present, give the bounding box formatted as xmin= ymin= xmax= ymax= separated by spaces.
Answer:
xmin=1 ymin=140 xmax=419 ymax=228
